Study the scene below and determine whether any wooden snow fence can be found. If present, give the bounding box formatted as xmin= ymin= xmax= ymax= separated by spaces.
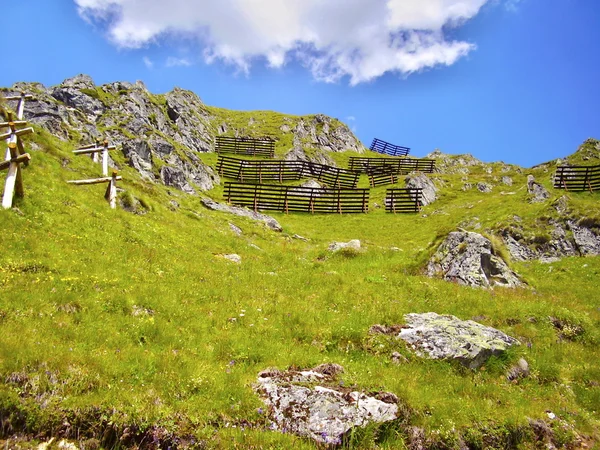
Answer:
xmin=68 ymin=140 xmax=121 ymax=208
xmin=370 ymin=138 xmax=410 ymax=157
xmin=349 ymin=157 xmax=436 ymax=174
xmin=1 ymin=92 xmax=35 ymax=209
xmin=216 ymin=155 xmax=360 ymax=188
xmin=366 ymin=165 xmax=401 ymax=187
xmin=385 ymin=188 xmax=423 ymax=213
xmin=554 ymin=165 xmax=600 ymax=192
xmin=224 ymin=182 xmax=370 ymax=214
xmin=216 ymin=136 xmax=275 ymax=158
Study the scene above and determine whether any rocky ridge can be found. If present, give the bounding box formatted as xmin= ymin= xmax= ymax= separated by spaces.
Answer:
xmin=2 ymin=74 xmax=365 ymax=194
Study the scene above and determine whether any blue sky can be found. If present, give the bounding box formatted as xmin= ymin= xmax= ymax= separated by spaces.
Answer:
xmin=2 ymin=0 xmax=599 ymax=167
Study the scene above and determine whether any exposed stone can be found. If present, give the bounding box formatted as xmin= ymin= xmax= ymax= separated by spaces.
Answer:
xmin=501 ymin=176 xmax=513 ymax=186
xmin=328 ymin=239 xmax=361 ymax=253
xmin=284 ymin=145 xmax=336 ymax=166
xmin=254 ymin=365 xmax=398 ymax=445
xmin=567 ymin=220 xmax=600 ymax=255
xmin=504 ymin=235 xmax=537 ymax=262
xmin=229 ymin=223 xmax=242 ymax=236
xmin=527 ymin=175 xmax=550 ymax=203
xmin=51 ymin=75 xmax=105 ymax=119
xmin=391 ymin=352 xmax=409 ymax=365
xmin=223 ymin=254 xmax=241 ymax=264
xmin=201 ymin=197 xmax=283 ymax=232
xmin=397 ymin=312 xmax=520 ymax=369
xmin=160 ymin=166 xmax=196 ymax=194
xmin=427 ymin=231 xmax=524 ymax=288
xmin=477 ymin=182 xmax=493 ymax=193
xmin=507 ymin=358 xmax=530 ymax=381
xmin=122 ymin=139 xmax=154 ymax=179
xmin=405 ymin=173 xmax=437 ymax=206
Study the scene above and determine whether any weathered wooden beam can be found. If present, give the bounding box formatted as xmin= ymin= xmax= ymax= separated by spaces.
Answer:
xmin=3 ymin=94 xmax=33 ymax=101
xmin=0 ymin=153 xmax=31 ymax=171
xmin=72 ymin=145 xmax=116 ymax=155
xmin=104 ymin=172 xmax=119 ymax=209
xmin=67 ymin=175 xmax=123 ymax=185
xmin=0 ymin=121 xmax=27 ymax=128
xmin=2 ymin=163 xmax=20 ymax=209
xmin=0 ymin=127 xmax=34 ymax=141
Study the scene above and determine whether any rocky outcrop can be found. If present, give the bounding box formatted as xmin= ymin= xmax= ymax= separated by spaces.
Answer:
xmin=426 ymin=150 xmax=483 ymax=175
xmin=284 ymin=145 xmax=336 ymax=166
xmin=527 ymin=175 xmax=550 ymax=203
xmin=405 ymin=173 xmax=437 ymax=206
xmin=567 ymin=220 xmax=600 ymax=255
xmin=201 ymin=198 xmax=282 ymax=231
xmin=427 ymin=231 xmax=524 ymax=288
xmin=254 ymin=365 xmax=398 ymax=445
xmin=4 ymin=76 xmax=216 ymax=194
xmin=395 ymin=313 xmax=520 ymax=369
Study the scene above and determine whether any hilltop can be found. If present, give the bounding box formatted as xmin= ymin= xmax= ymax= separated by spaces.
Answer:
xmin=1 ymin=75 xmax=599 ymax=449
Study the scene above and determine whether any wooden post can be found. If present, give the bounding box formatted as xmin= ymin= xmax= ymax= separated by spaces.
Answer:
xmin=1 ymin=143 xmax=30 ymax=209
xmin=102 ymin=140 xmax=109 ymax=176
xmin=104 ymin=171 xmax=118 ymax=209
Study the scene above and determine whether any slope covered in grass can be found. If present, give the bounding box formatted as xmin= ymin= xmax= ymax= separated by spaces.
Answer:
xmin=1 ymin=99 xmax=600 ymax=449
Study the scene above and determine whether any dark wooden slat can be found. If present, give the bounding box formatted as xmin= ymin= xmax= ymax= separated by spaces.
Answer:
xmin=554 ymin=165 xmax=600 ymax=192
xmin=217 ymin=156 xmax=360 ymax=188
xmin=349 ymin=157 xmax=435 ymax=175
xmin=370 ymin=138 xmax=410 ymax=157
xmin=224 ymin=182 xmax=369 ymax=214
xmin=216 ymin=136 xmax=275 ymax=158
xmin=385 ymin=188 xmax=422 ymax=213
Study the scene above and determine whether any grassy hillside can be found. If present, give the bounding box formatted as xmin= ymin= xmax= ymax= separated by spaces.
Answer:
xmin=1 ymin=119 xmax=600 ymax=449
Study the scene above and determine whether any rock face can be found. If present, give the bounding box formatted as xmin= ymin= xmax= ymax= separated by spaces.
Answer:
xmin=527 ymin=175 xmax=550 ymax=203
xmin=284 ymin=145 xmax=336 ymax=166
xmin=427 ymin=231 xmax=524 ymax=288
xmin=4 ymin=75 xmax=217 ymax=194
xmin=201 ymin=198 xmax=282 ymax=232
xmin=405 ymin=173 xmax=437 ymax=206
xmin=396 ymin=313 xmax=520 ymax=369
xmin=254 ymin=365 xmax=398 ymax=445
xmin=426 ymin=150 xmax=484 ymax=175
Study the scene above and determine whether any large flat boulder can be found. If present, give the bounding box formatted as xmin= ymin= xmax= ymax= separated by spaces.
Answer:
xmin=397 ymin=312 xmax=520 ymax=369
xmin=254 ymin=365 xmax=398 ymax=446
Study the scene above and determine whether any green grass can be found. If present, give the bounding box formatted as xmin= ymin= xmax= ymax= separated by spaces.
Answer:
xmin=0 ymin=120 xmax=599 ymax=448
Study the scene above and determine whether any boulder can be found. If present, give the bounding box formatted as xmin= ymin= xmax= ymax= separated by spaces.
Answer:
xmin=405 ymin=173 xmax=437 ymax=206
xmin=328 ymin=239 xmax=361 ymax=253
xmin=501 ymin=176 xmax=513 ymax=186
xmin=527 ymin=175 xmax=550 ymax=203
xmin=427 ymin=231 xmax=524 ymax=288
xmin=285 ymin=145 xmax=336 ymax=167
xmin=51 ymin=75 xmax=106 ymax=118
xmin=201 ymin=198 xmax=282 ymax=232
xmin=160 ymin=166 xmax=196 ymax=194
xmin=254 ymin=365 xmax=398 ymax=445
xmin=397 ymin=312 xmax=520 ymax=369
xmin=477 ymin=182 xmax=493 ymax=193
xmin=567 ymin=220 xmax=600 ymax=255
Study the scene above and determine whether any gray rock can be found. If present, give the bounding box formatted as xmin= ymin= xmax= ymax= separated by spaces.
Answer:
xmin=504 ymin=235 xmax=537 ymax=262
xmin=501 ymin=176 xmax=513 ymax=186
xmin=567 ymin=220 xmax=600 ymax=255
xmin=223 ymin=254 xmax=241 ymax=264
xmin=51 ymin=75 xmax=105 ymax=118
xmin=405 ymin=173 xmax=437 ymax=206
xmin=122 ymin=139 xmax=154 ymax=179
xmin=160 ymin=166 xmax=196 ymax=194
xmin=284 ymin=145 xmax=335 ymax=166
xmin=201 ymin=198 xmax=282 ymax=232
xmin=527 ymin=175 xmax=550 ymax=203
xmin=328 ymin=239 xmax=361 ymax=253
xmin=507 ymin=358 xmax=530 ymax=381
xmin=397 ymin=312 xmax=520 ymax=369
xmin=254 ymin=365 xmax=398 ymax=445
xmin=229 ymin=223 xmax=242 ymax=236
xmin=477 ymin=182 xmax=493 ymax=193
xmin=427 ymin=230 xmax=524 ymax=288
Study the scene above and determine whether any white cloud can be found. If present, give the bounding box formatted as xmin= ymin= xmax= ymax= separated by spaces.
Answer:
xmin=74 ymin=0 xmax=504 ymax=84
xmin=165 ymin=57 xmax=192 ymax=67
xmin=142 ymin=56 xmax=153 ymax=69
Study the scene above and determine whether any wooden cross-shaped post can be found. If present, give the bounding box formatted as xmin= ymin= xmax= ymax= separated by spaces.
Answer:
xmin=1 ymin=112 xmax=34 ymax=209
xmin=73 ymin=140 xmax=116 ymax=176
xmin=67 ymin=170 xmax=122 ymax=209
